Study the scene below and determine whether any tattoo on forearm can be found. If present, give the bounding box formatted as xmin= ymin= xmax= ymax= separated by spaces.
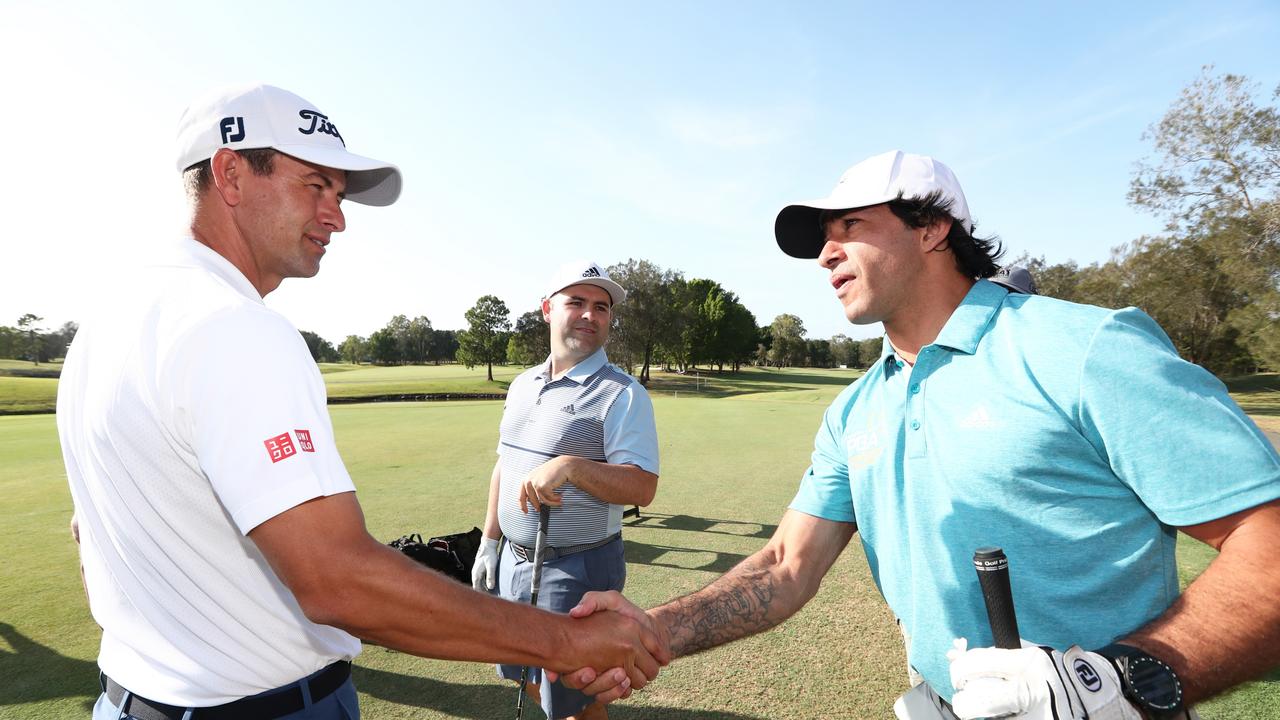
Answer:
xmin=666 ymin=559 xmax=778 ymax=657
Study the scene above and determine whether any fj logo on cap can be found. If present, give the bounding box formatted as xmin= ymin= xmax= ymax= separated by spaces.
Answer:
xmin=298 ymin=109 xmax=344 ymax=146
xmin=219 ymin=116 xmax=245 ymax=144
xmin=582 ymin=266 xmax=601 ymax=278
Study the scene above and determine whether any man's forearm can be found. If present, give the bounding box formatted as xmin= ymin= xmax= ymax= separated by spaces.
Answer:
xmin=650 ymin=554 xmax=789 ymax=658
xmin=326 ymin=542 xmax=581 ymax=667
xmin=648 ymin=511 xmax=854 ymax=659
xmin=1123 ymin=500 xmax=1280 ymax=703
xmin=482 ymin=463 xmax=502 ymax=539
xmin=251 ymin=492 xmax=662 ymax=681
xmin=561 ymin=457 xmax=658 ymax=507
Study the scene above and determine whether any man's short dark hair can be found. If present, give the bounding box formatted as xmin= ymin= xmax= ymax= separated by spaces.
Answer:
xmin=182 ymin=148 xmax=279 ymax=202
xmin=885 ymin=190 xmax=1003 ymax=278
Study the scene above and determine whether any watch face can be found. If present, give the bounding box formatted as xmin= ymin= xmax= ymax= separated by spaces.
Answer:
xmin=1127 ymin=655 xmax=1184 ymax=712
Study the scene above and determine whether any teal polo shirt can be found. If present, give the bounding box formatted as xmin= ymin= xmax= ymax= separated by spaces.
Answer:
xmin=790 ymin=280 xmax=1280 ymax=700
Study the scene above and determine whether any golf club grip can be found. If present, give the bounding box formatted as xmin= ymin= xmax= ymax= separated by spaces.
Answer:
xmin=973 ymin=547 xmax=1020 ymax=649
xmin=529 ymin=505 xmax=551 ymax=603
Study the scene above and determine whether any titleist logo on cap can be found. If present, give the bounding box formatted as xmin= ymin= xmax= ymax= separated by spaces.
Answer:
xmin=298 ymin=110 xmax=344 ymax=145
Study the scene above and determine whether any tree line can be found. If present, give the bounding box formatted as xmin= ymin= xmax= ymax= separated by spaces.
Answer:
xmin=1013 ymin=68 xmax=1278 ymax=376
xmin=0 ymin=315 xmax=77 ymax=366
xmin=308 ymin=261 xmax=890 ymax=384
xmin=6 ymin=69 xmax=1275 ymax=380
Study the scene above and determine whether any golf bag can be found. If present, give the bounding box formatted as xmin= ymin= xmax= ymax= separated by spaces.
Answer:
xmin=388 ymin=527 xmax=482 ymax=585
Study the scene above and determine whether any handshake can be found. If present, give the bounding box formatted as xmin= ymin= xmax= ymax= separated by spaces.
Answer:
xmin=472 ymin=536 xmax=670 ymax=703
xmin=553 ymin=592 xmax=670 ymax=702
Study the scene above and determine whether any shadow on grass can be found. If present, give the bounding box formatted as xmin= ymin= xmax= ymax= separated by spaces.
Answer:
xmin=0 ymin=622 xmax=99 ymax=709
xmin=354 ymin=664 xmax=766 ymax=719
xmin=626 ymin=512 xmax=777 ymax=539
xmin=625 ymin=541 xmax=749 ymax=575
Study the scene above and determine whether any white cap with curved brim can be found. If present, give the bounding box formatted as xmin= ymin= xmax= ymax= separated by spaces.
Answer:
xmin=175 ymin=83 xmax=402 ymax=207
xmin=545 ymin=260 xmax=627 ymax=306
xmin=774 ymin=150 xmax=972 ymax=259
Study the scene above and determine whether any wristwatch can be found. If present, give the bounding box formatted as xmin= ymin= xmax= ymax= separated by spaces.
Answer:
xmin=1095 ymin=643 xmax=1187 ymax=719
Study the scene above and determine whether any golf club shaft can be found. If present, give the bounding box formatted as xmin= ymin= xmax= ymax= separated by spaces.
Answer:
xmin=973 ymin=547 xmax=1020 ymax=649
xmin=516 ymin=505 xmax=552 ymax=719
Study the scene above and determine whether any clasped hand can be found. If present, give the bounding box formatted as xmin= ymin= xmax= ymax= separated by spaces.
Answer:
xmin=519 ymin=455 xmax=577 ymax=512
xmin=550 ymin=591 xmax=673 ymax=704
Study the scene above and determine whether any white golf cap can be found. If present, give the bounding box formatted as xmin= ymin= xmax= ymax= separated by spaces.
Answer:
xmin=175 ymin=83 xmax=402 ymax=206
xmin=545 ymin=260 xmax=627 ymax=305
xmin=774 ymin=150 xmax=973 ymax=258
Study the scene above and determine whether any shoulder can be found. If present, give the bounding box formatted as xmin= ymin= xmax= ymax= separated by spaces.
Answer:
xmin=159 ymin=295 xmax=311 ymax=389
xmin=989 ymin=295 xmax=1164 ymax=360
xmin=605 ymin=363 xmax=644 ymax=387
xmin=598 ymin=364 xmax=653 ymax=402
xmin=998 ymin=294 xmax=1114 ymax=335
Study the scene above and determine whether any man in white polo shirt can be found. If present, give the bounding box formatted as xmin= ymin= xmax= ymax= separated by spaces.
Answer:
xmin=58 ymin=84 xmax=663 ymax=720
xmin=471 ymin=261 xmax=660 ymax=720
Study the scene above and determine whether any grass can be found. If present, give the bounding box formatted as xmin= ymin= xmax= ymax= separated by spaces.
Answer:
xmin=0 ymin=377 xmax=61 ymax=414
xmin=319 ymin=363 xmax=521 ymax=399
xmin=0 ymin=368 xmax=1276 ymax=718
xmin=0 ymin=359 xmax=62 ymax=374
xmin=1225 ymin=373 xmax=1280 ymax=416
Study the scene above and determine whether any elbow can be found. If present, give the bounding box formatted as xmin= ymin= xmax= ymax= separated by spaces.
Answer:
xmin=636 ymin=475 xmax=659 ymax=507
xmin=291 ymin=580 xmax=348 ymax=629
xmin=285 ymin=566 xmax=369 ymax=633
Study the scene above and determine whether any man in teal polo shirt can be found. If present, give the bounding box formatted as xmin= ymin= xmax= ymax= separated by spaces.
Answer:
xmin=564 ymin=151 xmax=1280 ymax=719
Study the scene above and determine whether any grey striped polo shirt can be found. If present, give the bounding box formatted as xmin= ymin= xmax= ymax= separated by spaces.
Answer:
xmin=497 ymin=348 xmax=659 ymax=547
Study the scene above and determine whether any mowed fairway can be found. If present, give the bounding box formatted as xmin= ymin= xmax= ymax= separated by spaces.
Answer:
xmin=1 ymin=367 xmax=1276 ymax=718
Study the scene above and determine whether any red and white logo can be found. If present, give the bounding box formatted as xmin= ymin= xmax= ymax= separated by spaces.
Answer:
xmin=295 ymin=429 xmax=315 ymax=453
xmin=264 ymin=432 xmax=297 ymax=463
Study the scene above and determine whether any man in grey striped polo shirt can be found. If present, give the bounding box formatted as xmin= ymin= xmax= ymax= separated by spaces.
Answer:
xmin=472 ymin=260 xmax=661 ymax=720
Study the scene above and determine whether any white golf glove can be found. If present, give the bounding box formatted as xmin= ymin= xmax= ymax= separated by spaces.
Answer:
xmin=471 ymin=536 xmax=500 ymax=591
xmin=948 ymin=637 xmax=1141 ymax=720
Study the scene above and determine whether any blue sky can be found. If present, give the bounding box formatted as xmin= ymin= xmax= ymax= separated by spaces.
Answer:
xmin=2 ymin=0 xmax=1277 ymax=343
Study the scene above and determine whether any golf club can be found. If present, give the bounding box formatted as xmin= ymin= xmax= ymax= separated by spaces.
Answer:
xmin=973 ymin=546 xmax=1020 ymax=649
xmin=516 ymin=504 xmax=552 ymax=720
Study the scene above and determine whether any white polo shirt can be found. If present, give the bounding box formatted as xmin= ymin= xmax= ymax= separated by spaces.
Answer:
xmin=57 ymin=237 xmax=360 ymax=706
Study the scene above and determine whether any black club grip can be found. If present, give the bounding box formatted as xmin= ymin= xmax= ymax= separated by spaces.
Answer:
xmin=973 ymin=547 xmax=1021 ymax=649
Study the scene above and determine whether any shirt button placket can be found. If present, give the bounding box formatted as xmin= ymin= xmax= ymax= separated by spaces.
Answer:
xmin=906 ymin=352 xmax=928 ymax=457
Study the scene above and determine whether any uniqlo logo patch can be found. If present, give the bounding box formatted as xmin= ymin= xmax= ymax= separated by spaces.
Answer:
xmin=264 ymin=432 xmax=296 ymax=463
xmin=295 ymin=429 xmax=315 ymax=453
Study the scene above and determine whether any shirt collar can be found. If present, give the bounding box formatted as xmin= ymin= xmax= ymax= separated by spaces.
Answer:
xmin=879 ymin=279 xmax=1007 ymax=368
xmin=932 ymin=279 xmax=1006 ymax=355
xmin=155 ymin=237 xmax=265 ymax=305
xmin=535 ymin=347 xmax=609 ymax=385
